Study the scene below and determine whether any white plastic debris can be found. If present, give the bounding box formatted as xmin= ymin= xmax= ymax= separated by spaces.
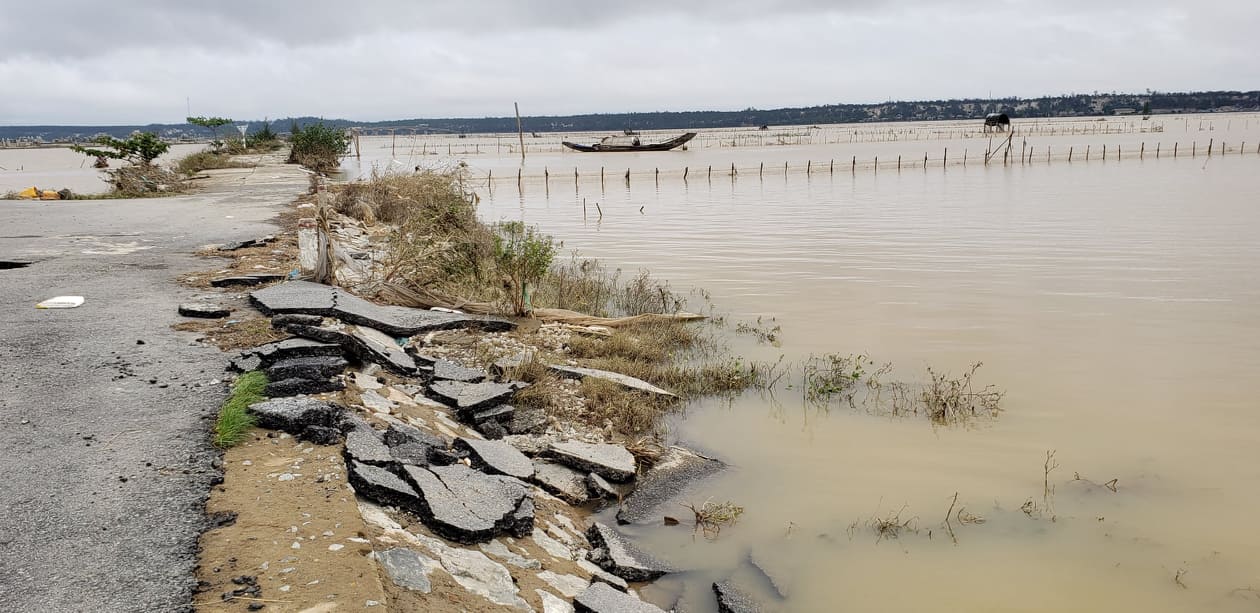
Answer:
xmin=35 ymin=296 xmax=84 ymax=309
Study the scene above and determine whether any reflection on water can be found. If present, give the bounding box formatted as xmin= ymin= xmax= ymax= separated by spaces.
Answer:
xmin=462 ymin=118 xmax=1260 ymax=612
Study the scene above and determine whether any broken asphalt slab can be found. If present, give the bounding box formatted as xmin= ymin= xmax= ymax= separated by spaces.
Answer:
xmin=585 ymin=522 xmax=676 ymax=582
xmin=428 ymin=380 xmax=520 ymax=415
xmin=454 ymin=437 xmax=535 ymax=480
xmin=549 ymin=441 xmax=637 ymax=483
xmin=177 ymin=302 xmax=230 ymax=319
xmin=250 ymin=280 xmax=515 ymax=336
xmin=247 ymin=397 xmax=345 ymax=435
xmin=616 ymin=446 xmax=724 ymax=524
xmin=713 ymin=580 xmax=763 ymax=613
xmin=549 ymin=364 xmax=676 ymax=397
xmin=403 ymin=463 xmax=534 ymax=544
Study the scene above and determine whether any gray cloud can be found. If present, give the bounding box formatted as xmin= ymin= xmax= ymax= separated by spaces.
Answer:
xmin=1 ymin=1 xmax=1255 ymax=124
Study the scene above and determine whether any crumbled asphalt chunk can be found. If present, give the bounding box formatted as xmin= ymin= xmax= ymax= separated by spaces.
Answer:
xmin=247 ymin=397 xmax=344 ymax=434
xmin=713 ymin=580 xmax=763 ymax=613
xmin=247 ymin=338 xmax=344 ymax=369
xmin=506 ymin=406 xmax=548 ymax=435
xmin=532 ymin=461 xmax=591 ymax=504
xmin=177 ymin=303 xmax=230 ymax=319
xmin=270 ymin=313 xmax=323 ymax=329
xmin=262 ymin=376 xmax=343 ymax=397
xmin=344 ymin=429 xmax=394 ymax=466
xmin=298 ymin=425 xmax=343 ymax=446
xmin=432 ymin=360 xmax=487 ymax=383
xmin=479 ymin=421 xmax=508 ymax=440
xmin=402 ymin=463 xmax=533 ymax=544
xmin=383 ymin=422 xmax=447 ymax=449
xmin=264 ymin=356 xmax=347 ymax=381
xmin=585 ymin=522 xmax=676 ymax=582
xmin=210 ymin=274 xmax=286 ymax=287
xmin=389 ymin=442 xmax=431 ymax=466
xmin=428 ymin=380 xmax=519 ymax=415
xmin=473 ymin=404 xmax=514 ymax=424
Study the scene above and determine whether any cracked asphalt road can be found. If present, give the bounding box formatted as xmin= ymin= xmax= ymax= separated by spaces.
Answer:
xmin=0 ymin=164 xmax=306 ymax=612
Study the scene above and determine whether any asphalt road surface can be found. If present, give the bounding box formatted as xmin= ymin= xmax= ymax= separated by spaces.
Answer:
xmin=0 ymin=165 xmax=306 ymax=612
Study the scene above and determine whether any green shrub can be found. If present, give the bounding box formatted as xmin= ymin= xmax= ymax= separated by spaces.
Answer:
xmin=289 ymin=121 xmax=349 ymax=172
xmin=493 ymin=221 xmax=557 ymax=315
xmin=214 ymin=371 xmax=267 ymax=447
xmin=71 ymin=132 xmax=170 ymax=166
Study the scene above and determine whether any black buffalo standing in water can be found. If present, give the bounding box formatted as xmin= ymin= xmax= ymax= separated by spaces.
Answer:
xmin=984 ymin=113 xmax=1011 ymax=132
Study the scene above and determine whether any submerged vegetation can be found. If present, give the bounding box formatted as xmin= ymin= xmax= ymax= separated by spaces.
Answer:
xmin=800 ymin=352 xmax=1004 ymax=426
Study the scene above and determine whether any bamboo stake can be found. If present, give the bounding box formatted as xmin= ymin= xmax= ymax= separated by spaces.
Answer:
xmin=514 ymin=102 xmax=525 ymax=163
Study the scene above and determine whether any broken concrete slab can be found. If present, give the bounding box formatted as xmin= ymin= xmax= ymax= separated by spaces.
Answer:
xmin=264 ymin=355 xmax=348 ymax=382
xmin=344 ymin=429 xmax=394 ymax=466
xmin=210 ymin=273 xmax=286 ymax=288
xmin=574 ymin=583 xmax=666 ymax=613
xmin=585 ymin=523 xmax=676 ymax=582
xmin=348 ymin=460 xmax=422 ymax=510
xmin=429 ymin=380 xmax=520 ymax=415
xmin=537 ymin=570 xmax=589 ymax=599
xmin=262 ymin=376 xmax=343 ymax=397
xmin=359 ymin=389 xmax=395 ymax=413
xmin=713 ymin=581 xmax=762 ymax=613
xmin=532 ymin=462 xmax=591 ymax=504
xmin=455 ymin=437 xmax=535 ymax=480
xmin=481 ymin=539 xmax=542 ymax=570
xmin=403 ymin=463 xmax=534 ymax=544
xmin=375 ymin=548 xmax=437 ymax=593
xmin=549 ymin=364 xmax=676 ymax=398
xmin=247 ymin=397 xmax=344 ymax=434
xmin=433 ymin=359 xmax=488 ymax=383
xmin=538 ymin=589 xmax=576 ymax=613
xmin=177 ymin=302 xmax=230 ymax=319
xmin=616 ymin=446 xmax=725 ymax=524
xmin=549 ymin=442 xmax=637 ymax=483
xmin=250 ymin=280 xmax=515 ymax=336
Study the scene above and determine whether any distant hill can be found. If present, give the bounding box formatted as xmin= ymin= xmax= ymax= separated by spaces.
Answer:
xmin=3 ymin=91 xmax=1257 ymax=143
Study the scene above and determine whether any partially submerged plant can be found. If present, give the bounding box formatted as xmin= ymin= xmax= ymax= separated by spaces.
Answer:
xmin=802 ymin=352 xmax=873 ymax=406
xmin=921 ymin=362 xmax=1004 ymax=425
xmin=682 ymin=499 xmax=744 ymax=539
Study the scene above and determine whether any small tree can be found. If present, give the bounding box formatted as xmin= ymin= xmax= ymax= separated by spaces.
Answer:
xmin=493 ymin=221 xmax=556 ymax=315
xmin=188 ymin=116 xmax=232 ymax=151
xmin=71 ymin=132 xmax=170 ymax=166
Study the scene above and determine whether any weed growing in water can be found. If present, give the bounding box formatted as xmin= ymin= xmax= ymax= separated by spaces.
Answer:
xmin=682 ymin=499 xmax=745 ymax=539
xmin=921 ymin=362 xmax=1005 ymax=425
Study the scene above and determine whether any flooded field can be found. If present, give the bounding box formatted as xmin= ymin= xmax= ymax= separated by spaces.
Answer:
xmin=0 ymin=143 xmax=204 ymax=194
xmin=350 ymin=115 xmax=1260 ymax=611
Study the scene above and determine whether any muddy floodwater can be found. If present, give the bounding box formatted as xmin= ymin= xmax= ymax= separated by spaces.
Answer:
xmin=0 ymin=143 xmax=204 ymax=194
xmin=345 ymin=114 xmax=1260 ymax=612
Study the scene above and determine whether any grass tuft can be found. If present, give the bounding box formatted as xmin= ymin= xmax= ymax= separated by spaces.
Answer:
xmin=214 ymin=371 xmax=267 ymax=448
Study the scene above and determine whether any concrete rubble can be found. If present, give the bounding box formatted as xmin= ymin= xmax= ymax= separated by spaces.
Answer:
xmin=574 ymin=583 xmax=667 ymax=613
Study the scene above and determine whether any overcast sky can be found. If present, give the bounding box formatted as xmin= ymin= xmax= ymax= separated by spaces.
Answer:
xmin=2 ymin=0 xmax=1256 ymax=125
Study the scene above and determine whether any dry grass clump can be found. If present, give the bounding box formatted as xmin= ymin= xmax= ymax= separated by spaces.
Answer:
xmin=172 ymin=317 xmax=287 ymax=351
xmin=682 ymin=499 xmax=745 ymax=539
xmin=106 ymin=164 xmax=186 ymax=197
xmin=567 ymin=320 xmax=701 ymax=363
xmin=579 ymin=379 xmax=678 ymax=436
xmin=175 ymin=150 xmax=249 ymax=175
xmin=921 ymin=362 xmax=1004 ymax=424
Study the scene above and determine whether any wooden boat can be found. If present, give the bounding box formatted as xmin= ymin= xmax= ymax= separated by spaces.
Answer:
xmin=562 ymin=132 xmax=696 ymax=152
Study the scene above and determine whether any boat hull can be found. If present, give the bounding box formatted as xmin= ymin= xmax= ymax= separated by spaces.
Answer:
xmin=562 ymin=132 xmax=696 ymax=152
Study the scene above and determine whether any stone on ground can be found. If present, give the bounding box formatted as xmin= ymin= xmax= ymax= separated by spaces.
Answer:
xmin=549 ymin=441 xmax=637 ymax=483
xmin=375 ymin=548 xmax=438 ymax=593
xmin=585 ymin=522 xmax=675 ymax=582
xmin=574 ymin=582 xmax=666 ymax=613
xmin=455 ymin=437 xmax=535 ymax=480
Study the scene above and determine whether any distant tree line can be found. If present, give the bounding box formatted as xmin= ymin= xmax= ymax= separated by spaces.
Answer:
xmin=5 ymin=91 xmax=1257 ymax=142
